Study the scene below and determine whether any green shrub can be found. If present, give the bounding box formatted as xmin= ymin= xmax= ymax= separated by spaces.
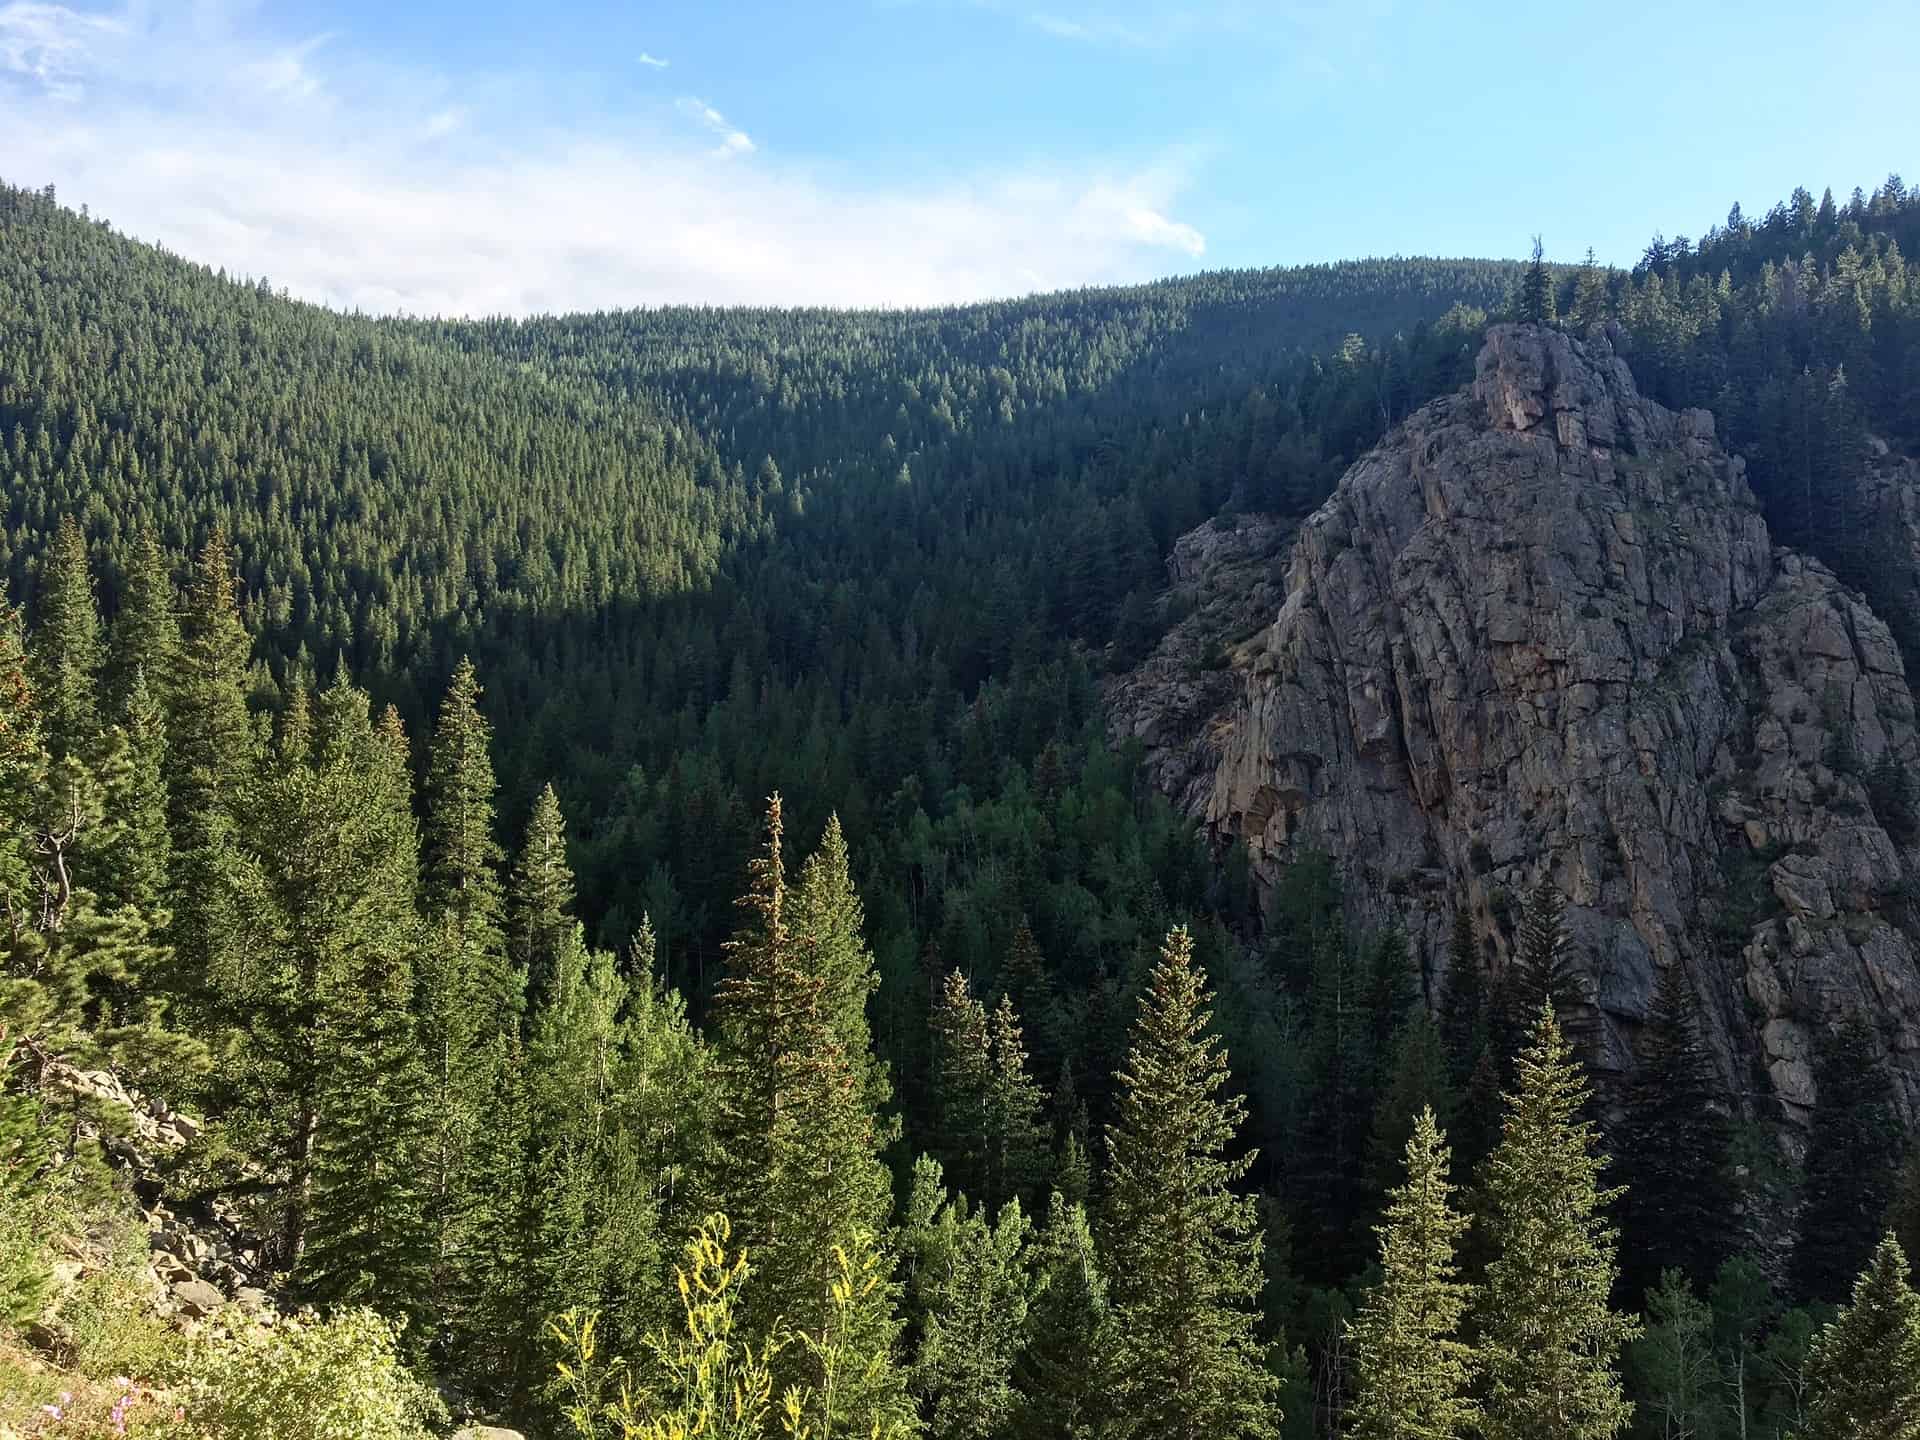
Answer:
xmin=55 ymin=1226 xmax=188 ymax=1387
xmin=182 ymin=1307 xmax=444 ymax=1440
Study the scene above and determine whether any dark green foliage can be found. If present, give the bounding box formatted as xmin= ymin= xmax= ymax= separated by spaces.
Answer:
xmin=1011 ymin=1190 xmax=1109 ymax=1440
xmin=29 ymin=516 xmax=104 ymax=763
xmin=1478 ymin=1005 xmax=1637 ymax=1440
xmin=1519 ymin=237 xmax=1558 ymax=326
xmin=1794 ymin=1013 xmax=1903 ymax=1304
xmin=1102 ymin=926 xmax=1278 ymax=1440
xmin=1365 ymin=1013 xmax=1456 ymax=1208
xmin=1615 ymin=962 xmax=1738 ymax=1304
xmin=510 ymin=782 xmax=576 ymax=1010
xmin=712 ymin=794 xmax=909 ymax=1433
xmin=1437 ymin=906 xmax=1486 ymax=1085
xmin=1495 ymin=883 xmax=1583 ymax=1074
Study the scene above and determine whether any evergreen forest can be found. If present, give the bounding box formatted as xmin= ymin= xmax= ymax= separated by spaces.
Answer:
xmin=5 ymin=170 xmax=1920 ymax=1437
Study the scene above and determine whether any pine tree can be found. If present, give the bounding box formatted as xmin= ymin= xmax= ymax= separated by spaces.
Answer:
xmin=987 ymin=993 xmax=1050 ymax=1209
xmin=1794 ymin=1013 xmax=1902 ymax=1303
xmin=932 ymin=966 xmax=996 ymax=1201
xmin=791 ymin=812 xmax=892 ymax=1120
xmin=1101 ymin=925 xmax=1278 ymax=1440
xmin=1496 ymin=883 xmax=1582 ymax=1074
xmin=1437 ymin=906 xmax=1486 ymax=1086
xmin=28 ymin=517 xmax=104 ymax=763
xmin=94 ymin=667 xmax=171 ymax=914
xmin=713 ymin=794 xmax=909 ymax=1434
xmin=422 ymin=656 xmax=515 ymax=1029
xmin=1365 ymin=1013 xmax=1456 ymax=1208
xmin=1347 ymin=1108 xmax=1476 ymax=1440
xmin=509 ymin=781 xmax=576 ymax=1009
xmin=913 ymin=1189 xmax=1034 ymax=1440
xmin=1477 ymin=1004 xmax=1637 ymax=1440
xmin=106 ymin=526 xmax=180 ymax=712
xmin=1615 ymin=961 xmax=1737 ymax=1304
xmin=1520 ymin=236 xmax=1558 ymax=326
xmin=1011 ymin=1190 xmax=1109 ymax=1440
xmin=1803 ymin=1234 xmax=1920 ymax=1440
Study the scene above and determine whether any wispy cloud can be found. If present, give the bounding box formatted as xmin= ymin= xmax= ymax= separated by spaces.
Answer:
xmin=241 ymin=32 xmax=335 ymax=102
xmin=0 ymin=0 xmax=125 ymax=100
xmin=637 ymin=51 xmax=669 ymax=69
xmin=1023 ymin=10 xmax=1159 ymax=46
xmin=675 ymin=95 xmax=754 ymax=156
xmin=2 ymin=1 xmax=1210 ymax=314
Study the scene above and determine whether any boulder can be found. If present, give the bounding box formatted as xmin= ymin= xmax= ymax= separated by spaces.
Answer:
xmin=171 ymin=1278 xmax=226 ymax=1318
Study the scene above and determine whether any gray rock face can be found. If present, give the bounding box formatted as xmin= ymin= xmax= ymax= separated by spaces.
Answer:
xmin=1110 ymin=323 xmax=1920 ymax=1127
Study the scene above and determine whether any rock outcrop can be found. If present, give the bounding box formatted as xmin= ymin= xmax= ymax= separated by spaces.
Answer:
xmin=40 ymin=1062 xmax=272 ymax=1325
xmin=1111 ymin=323 xmax=1920 ymax=1127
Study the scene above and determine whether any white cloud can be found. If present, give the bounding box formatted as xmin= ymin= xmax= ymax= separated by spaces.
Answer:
xmin=0 ymin=0 xmax=124 ymax=100
xmin=637 ymin=51 xmax=669 ymax=69
xmin=241 ymin=33 xmax=335 ymax=102
xmin=675 ymin=95 xmax=753 ymax=156
xmin=0 ymin=2 xmax=1210 ymax=315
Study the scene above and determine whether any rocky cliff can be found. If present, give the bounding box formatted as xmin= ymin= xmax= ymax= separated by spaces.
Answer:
xmin=1110 ymin=323 xmax=1920 ymax=1128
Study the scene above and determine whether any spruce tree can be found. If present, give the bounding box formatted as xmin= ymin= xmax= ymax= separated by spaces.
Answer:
xmin=509 ymin=781 xmax=576 ymax=1009
xmin=1101 ymin=925 xmax=1278 ymax=1440
xmin=1496 ymin=883 xmax=1582 ymax=1074
xmin=1011 ymin=1190 xmax=1109 ymax=1440
xmin=1437 ymin=906 xmax=1486 ymax=1086
xmin=1364 ymin=1014 xmax=1456 ymax=1212
xmin=1477 ymin=1004 xmax=1636 ymax=1440
xmin=29 ymin=516 xmax=104 ymax=763
xmin=165 ymin=529 xmax=254 ymax=1014
xmin=791 ymin=812 xmax=892 ymax=1119
xmin=987 ymin=992 xmax=1050 ymax=1209
xmin=912 ymin=1189 xmax=1034 ymax=1440
xmin=713 ymin=794 xmax=909 ymax=1434
xmin=422 ymin=656 xmax=515 ymax=1029
xmin=932 ymin=966 xmax=996 ymax=1201
xmin=94 ymin=667 xmax=171 ymax=914
xmin=296 ymin=690 xmax=434 ymax=1342
xmin=1615 ymin=961 xmax=1737 ymax=1304
xmin=1347 ymin=1108 xmax=1476 ymax=1440
xmin=1794 ymin=1013 xmax=1901 ymax=1303
xmin=1520 ymin=236 xmax=1558 ymax=326
xmin=1803 ymin=1234 xmax=1920 ymax=1440
xmin=106 ymin=526 xmax=180 ymax=711
xmin=169 ymin=527 xmax=253 ymax=844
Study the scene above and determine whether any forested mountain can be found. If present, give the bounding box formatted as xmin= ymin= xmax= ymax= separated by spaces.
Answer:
xmin=5 ymin=171 xmax=1920 ymax=1440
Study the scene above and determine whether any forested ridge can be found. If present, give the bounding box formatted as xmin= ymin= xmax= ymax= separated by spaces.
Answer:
xmin=6 ymin=172 xmax=1920 ymax=1438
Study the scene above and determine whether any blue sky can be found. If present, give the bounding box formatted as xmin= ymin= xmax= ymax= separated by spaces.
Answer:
xmin=2 ymin=0 xmax=1913 ymax=314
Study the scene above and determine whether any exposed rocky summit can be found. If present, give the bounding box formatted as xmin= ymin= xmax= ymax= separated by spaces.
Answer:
xmin=1111 ymin=323 xmax=1920 ymax=1128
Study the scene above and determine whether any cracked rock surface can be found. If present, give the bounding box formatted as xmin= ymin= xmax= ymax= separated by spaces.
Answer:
xmin=1110 ymin=323 xmax=1920 ymax=1129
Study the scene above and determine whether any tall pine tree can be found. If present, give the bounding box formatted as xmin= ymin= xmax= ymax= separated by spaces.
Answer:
xmin=1614 ymin=961 xmax=1737 ymax=1304
xmin=1477 ymin=1004 xmax=1636 ymax=1440
xmin=1101 ymin=925 xmax=1278 ymax=1440
xmin=713 ymin=794 xmax=910 ymax=1435
xmin=1794 ymin=1012 xmax=1902 ymax=1304
xmin=1803 ymin=1233 xmax=1920 ymax=1440
xmin=509 ymin=781 xmax=575 ymax=1010
xmin=1347 ymin=1107 xmax=1476 ymax=1440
